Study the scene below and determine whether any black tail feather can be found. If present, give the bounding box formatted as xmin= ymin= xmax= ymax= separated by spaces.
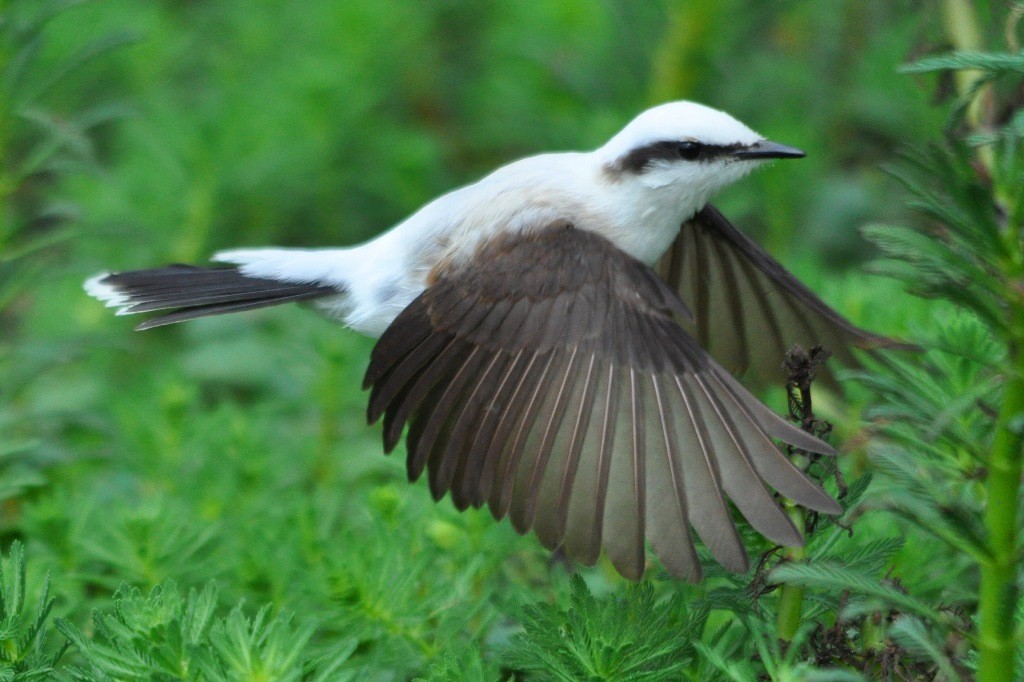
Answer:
xmin=94 ymin=265 xmax=339 ymax=329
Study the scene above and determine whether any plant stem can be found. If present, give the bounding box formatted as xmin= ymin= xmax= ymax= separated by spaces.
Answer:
xmin=941 ymin=0 xmax=983 ymax=106
xmin=941 ymin=0 xmax=995 ymax=173
xmin=776 ymin=351 xmax=826 ymax=643
xmin=776 ymin=504 xmax=806 ymax=643
xmin=977 ymin=304 xmax=1024 ymax=682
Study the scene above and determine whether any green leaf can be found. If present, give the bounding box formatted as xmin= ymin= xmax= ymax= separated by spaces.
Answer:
xmin=887 ymin=616 xmax=964 ymax=680
xmin=818 ymin=536 xmax=904 ymax=576
xmin=901 ymin=50 xmax=1024 ymax=75
xmin=692 ymin=640 xmax=758 ymax=682
xmin=770 ymin=562 xmax=951 ymax=626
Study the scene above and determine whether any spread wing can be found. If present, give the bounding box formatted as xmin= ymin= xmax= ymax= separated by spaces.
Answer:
xmin=658 ymin=205 xmax=915 ymax=385
xmin=364 ymin=222 xmax=840 ymax=582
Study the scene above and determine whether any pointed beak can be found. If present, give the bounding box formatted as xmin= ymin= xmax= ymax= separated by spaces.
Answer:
xmin=733 ymin=140 xmax=805 ymax=160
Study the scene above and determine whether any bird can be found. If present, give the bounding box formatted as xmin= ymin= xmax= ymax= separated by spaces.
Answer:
xmin=85 ymin=101 xmax=908 ymax=582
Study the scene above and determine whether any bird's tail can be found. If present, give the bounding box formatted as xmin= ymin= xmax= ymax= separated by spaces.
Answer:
xmin=84 ymin=264 xmax=340 ymax=330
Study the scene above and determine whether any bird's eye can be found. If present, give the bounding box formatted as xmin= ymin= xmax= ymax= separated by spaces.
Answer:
xmin=676 ymin=141 xmax=702 ymax=160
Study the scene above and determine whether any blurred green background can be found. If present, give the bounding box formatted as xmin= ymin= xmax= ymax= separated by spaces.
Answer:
xmin=0 ymin=0 xmax=977 ymax=677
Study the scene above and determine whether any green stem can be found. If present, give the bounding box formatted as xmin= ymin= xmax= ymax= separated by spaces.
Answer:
xmin=941 ymin=0 xmax=983 ymax=102
xmin=977 ymin=306 xmax=1024 ymax=682
xmin=776 ymin=355 xmax=826 ymax=643
xmin=941 ymin=0 xmax=995 ymax=172
xmin=776 ymin=504 xmax=806 ymax=642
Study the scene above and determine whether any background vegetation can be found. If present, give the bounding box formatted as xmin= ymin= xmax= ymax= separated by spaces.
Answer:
xmin=0 ymin=0 xmax=1020 ymax=679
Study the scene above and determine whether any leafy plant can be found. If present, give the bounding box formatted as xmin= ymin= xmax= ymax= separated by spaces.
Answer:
xmin=506 ymin=574 xmax=704 ymax=681
xmin=0 ymin=0 xmax=134 ymax=527
xmin=0 ymin=541 xmax=67 ymax=679
xmin=856 ymin=16 xmax=1024 ymax=682
xmin=0 ymin=0 xmax=134 ymax=311
xmin=757 ymin=5 xmax=1024 ymax=680
xmin=56 ymin=582 xmax=357 ymax=681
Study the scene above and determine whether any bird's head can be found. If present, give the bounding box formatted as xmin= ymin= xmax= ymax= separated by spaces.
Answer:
xmin=597 ymin=101 xmax=804 ymax=205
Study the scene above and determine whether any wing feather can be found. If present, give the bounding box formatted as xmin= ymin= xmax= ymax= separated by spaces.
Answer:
xmin=416 ymin=346 xmax=485 ymax=492
xmin=705 ymin=371 xmax=840 ymax=513
xmin=533 ymin=352 xmax=599 ymax=549
xmin=563 ymin=363 xmax=618 ymax=566
xmin=473 ymin=350 xmax=540 ymax=507
xmin=601 ymin=367 xmax=646 ymax=580
xmin=659 ymin=205 xmax=916 ymax=385
xmin=686 ymin=373 xmax=801 ymax=546
xmin=645 ymin=374 xmax=701 ymax=580
xmin=510 ymin=346 xmax=579 ymax=533
xmin=490 ymin=351 xmax=558 ymax=520
xmin=671 ymin=374 xmax=748 ymax=571
xmin=366 ymin=223 xmax=842 ymax=581
xmin=703 ymin=231 xmax=747 ymax=373
xmin=369 ymin=332 xmax=453 ymax=427
xmin=459 ymin=349 xmax=528 ymax=507
xmin=435 ymin=350 xmax=507 ymax=506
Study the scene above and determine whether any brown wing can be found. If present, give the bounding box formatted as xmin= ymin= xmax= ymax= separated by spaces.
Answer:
xmin=364 ymin=222 xmax=840 ymax=582
xmin=658 ymin=205 xmax=915 ymax=386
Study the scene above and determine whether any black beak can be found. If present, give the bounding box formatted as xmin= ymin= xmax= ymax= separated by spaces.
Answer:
xmin=733 ymin=140 xmax=805 ymax=160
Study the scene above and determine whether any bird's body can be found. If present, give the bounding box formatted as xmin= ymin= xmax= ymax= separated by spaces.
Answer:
xmin=86 ymin=102 xmax=907 ymax=581
xmin=198 ymin=102 xmax=764 ymax=336
xmin=212 ymin=152 xmax=631 ymax=336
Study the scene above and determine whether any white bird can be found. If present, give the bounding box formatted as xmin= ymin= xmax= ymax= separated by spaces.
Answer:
xmin=85 ymin=101 xmax=907 ymax=581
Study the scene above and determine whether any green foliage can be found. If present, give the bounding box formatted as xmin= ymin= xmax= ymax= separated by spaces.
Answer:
xmin=55 ymin=582 xmax=357 ymax=681
xmin=416 ymin=650 xmax=500 ymax=682
xmin=771 ymin=561 xmax=947 ymax=626
xmin=886 ymin=616 xmax=964 ymax=681
xmin=859 ymin=29 xmax=1024 ymax=681
xmin=507 ymin=575 xmax=703 ymax=681
xmin=0 ymin=542 xmax=66 ymax=680
xmin=866 ymin=143 xmax=1008 ymax=328
xmin=0 ymin=0 xmax=132 ymax=524
xmin=0 ymin=0 xmax=134 ymax=309
xmin=2 ymin=0 xmax=1017 ymax=679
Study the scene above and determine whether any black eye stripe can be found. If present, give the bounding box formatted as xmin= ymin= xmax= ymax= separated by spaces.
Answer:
xmin=613 ymin=140 xmax=745 ymax=173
